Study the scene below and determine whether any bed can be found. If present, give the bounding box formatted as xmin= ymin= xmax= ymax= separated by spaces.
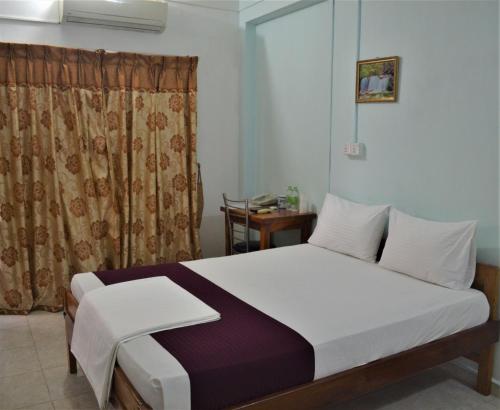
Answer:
xmin=64 ymin=244 xmax=500 ymax=410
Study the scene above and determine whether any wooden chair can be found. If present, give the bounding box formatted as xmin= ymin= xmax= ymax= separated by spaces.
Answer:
xmin=222 ymin=193 xmax=260 ymax=255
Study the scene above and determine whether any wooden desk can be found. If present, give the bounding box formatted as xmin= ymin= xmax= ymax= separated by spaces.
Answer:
xmin=220 ymin=207 xmax=316 ymax=255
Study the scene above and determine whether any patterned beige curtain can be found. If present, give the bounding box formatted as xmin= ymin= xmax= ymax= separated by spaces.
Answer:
xmin=0 ymin=44 xmax=202 ymax=313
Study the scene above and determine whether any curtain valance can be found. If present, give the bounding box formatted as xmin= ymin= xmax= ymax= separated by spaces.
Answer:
xmin=0 ymin=43 xmax=197 ymax=91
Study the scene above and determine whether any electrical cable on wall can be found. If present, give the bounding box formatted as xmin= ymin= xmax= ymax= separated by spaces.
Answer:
xmin=328 ymin=0 xmax=335 ymax=191
xmin=353 ymin=0 xmax=362 ymax=144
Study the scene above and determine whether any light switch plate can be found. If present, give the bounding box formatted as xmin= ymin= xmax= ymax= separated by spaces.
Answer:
xmin=344 ymin=143 xmax=364 ymax=157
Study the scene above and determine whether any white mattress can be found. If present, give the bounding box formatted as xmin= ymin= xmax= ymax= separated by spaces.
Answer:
xmin=71 ymin=244 xmax=490 ymax=410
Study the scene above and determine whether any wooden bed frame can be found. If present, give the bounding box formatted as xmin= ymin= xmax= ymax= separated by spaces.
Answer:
xmin=64 ymin=263 xmax=500 ymax=410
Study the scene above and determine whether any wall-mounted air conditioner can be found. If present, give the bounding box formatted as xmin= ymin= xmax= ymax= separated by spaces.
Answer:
xmin=62 ymin=0 xmax=167 ymax=32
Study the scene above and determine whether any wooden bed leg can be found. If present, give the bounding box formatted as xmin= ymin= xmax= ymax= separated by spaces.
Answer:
xmin=64 ymin=311 xmax=77 ymax=374
xmin=63 ymin=289 xmax=78 ymax=375
xmin=476 ymin=345 xmax=495 ymax=395
xmin=66 ymin=342 xmax=78 ymax=374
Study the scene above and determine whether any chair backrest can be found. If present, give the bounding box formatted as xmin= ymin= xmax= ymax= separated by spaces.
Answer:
xmin=222 ymin=193 xmax=250 ymax=254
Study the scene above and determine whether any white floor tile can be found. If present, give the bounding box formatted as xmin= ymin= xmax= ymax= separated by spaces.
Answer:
xmin=52 ymin=392 xmax=99 ymax=410
xmin=0 ymin=315 xmax=28 ymax=331
xmin=34 ymin=340 xmax=68 ymax=370
xmin=43 ymin=366 xmax=92 ymax=401
xmin=0 ymin=325 xmax=34 ymax=351
xmin=16 ymin=402 xmax=54 ymax=410
xmin=0 ymin=370 xmax=50 ymax=409
xmin=0 ymin=346 xmax=41 ymax=378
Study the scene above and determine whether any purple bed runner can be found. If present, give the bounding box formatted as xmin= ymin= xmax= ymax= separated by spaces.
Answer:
xmin=95 ymin=263 xmax=314 ymax=410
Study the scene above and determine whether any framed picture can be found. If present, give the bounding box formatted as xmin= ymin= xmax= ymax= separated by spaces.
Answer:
xmin=356 ymin=56 xmax=399 ymax=103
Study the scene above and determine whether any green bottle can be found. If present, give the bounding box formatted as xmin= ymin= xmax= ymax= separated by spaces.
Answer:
xmin=286 ymin=186 xmax=299 ymax=211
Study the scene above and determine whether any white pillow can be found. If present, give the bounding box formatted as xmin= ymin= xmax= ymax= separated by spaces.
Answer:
xmin=379 ymin=209 xmax=477 ymax=290
xmin=308 ymin=194 xmax=390 ymax=262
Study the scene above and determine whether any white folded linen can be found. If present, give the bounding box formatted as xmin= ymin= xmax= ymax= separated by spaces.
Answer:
xmin=70 ymin=276 xmax=220 ymax=409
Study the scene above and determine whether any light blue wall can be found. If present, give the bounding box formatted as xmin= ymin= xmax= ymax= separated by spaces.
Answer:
xmin=331 ymin=0 xmax=499 ymax=266
xmin=242 ymin=0 xmax=499 ymax=264
xmin=251 ymin=0 xmax=333 ymax=210
xmin=240 ymin=0 xmax=331 ymax=203
xmin=241 ymin=0 xmax=499 ymax=377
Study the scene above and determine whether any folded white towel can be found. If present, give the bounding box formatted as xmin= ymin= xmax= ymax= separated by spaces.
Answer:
xmin=71 ymin=276 xmax=220 ymax=409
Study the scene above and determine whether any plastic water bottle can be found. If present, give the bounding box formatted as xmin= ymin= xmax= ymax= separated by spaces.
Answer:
xmin=286 ymin=186 xmax=299 ymax=211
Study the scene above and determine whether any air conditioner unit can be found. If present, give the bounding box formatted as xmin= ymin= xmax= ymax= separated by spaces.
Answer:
xmin=62 ymin=0 xmax=167 ymax=32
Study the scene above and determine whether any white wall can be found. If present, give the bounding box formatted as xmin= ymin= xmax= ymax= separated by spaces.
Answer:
xmin=0 ymin=1 xmax=241 ymax=257
xmin=0 ymin=0 xmax=60 ymax=23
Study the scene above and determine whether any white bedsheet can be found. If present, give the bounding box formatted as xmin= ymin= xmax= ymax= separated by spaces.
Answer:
xmin=71 ymin=244 xmax=490 ymax=410
xmin=71 ymin=276 xmax=220 ymax=409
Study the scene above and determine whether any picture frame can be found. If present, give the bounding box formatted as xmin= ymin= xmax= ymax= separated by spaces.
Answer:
xmin=356 ymin=56 xmax=399 ymax=103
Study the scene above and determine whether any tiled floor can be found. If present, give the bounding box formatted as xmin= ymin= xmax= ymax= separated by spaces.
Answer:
xmin=0 ymin=311 xmax=499 ymax=410
xmin=0 ymin=311 xmax=99 ymax=410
